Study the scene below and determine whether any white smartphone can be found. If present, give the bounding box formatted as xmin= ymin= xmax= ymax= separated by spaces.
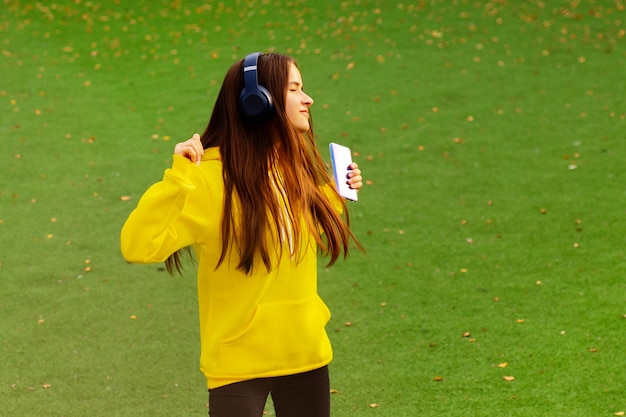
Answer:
xmin=329 ymin=142 xmax=358 ymax=201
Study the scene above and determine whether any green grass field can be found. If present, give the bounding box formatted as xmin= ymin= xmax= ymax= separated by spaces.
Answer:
xmin=2 ymin=1 xmax=626 ymax=416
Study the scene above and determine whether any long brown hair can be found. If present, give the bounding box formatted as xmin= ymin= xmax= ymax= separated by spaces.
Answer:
xmin=165 ymin=53 xmax=361 ymax=274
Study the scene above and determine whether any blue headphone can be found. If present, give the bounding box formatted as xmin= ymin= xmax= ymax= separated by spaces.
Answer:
xmin=239 ymin=52 xmax=274 ymax=123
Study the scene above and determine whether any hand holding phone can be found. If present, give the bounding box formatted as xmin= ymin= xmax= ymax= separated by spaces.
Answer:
xmin=329 ymin=142 xmax=358 ymax=201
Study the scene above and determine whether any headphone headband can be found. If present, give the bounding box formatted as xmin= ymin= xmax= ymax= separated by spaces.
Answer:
xmin=242 ymin=52 xmax=260 ymax=94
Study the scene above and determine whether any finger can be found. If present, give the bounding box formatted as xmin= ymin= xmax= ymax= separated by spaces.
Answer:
xmin=346 ymin=169 xmax=361 ymax=179
xmin=348 ymin=179 xmax=362 ymax=190
xmin=191 ymin=134 xmax=204 ymax=165
xmin=194 ymin=144 xmax=203 ymax=165
xmin=184 ymin=147 xmax=200 ymax=163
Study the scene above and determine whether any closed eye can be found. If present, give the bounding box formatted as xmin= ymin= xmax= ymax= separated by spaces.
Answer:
xmin=288 ymin=81 xmax=303 ymax=93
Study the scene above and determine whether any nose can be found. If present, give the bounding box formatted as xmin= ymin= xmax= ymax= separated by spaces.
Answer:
xmin=302 ymin=92 xmax=313 ymax=106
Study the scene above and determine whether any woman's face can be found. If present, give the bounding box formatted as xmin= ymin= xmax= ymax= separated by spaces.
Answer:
xmin=285 ymin=63 xmax=314 ymax=132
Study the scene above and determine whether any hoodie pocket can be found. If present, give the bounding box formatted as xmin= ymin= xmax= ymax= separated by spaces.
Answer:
xmin=217 ymin=295 xmax=332 ymax=376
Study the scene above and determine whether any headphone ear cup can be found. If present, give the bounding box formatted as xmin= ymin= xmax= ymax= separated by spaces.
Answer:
xmin=239 ymin=85 xmax=274 ymax=122
xmin=239 ymin=52 xmax=275 ymax=123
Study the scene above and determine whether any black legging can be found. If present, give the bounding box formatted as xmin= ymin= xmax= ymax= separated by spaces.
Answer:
xmin=208 ymin=366 xmax=330 ymax=417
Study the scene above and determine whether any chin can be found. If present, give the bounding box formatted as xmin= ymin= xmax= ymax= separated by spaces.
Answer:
xmin=295 ymin=123 xmax=310 ymax=132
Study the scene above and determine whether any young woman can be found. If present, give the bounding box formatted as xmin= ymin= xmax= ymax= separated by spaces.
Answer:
xmin=120 ymin=52 xmax=363 ymax=417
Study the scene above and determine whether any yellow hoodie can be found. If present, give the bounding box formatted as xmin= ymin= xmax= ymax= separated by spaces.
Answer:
xmin=121 ymin=148 xmax=336 ymax=389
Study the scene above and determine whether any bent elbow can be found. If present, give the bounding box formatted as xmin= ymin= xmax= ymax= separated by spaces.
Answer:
xmin=120 ymin=233 xmax=170 ymax=264
xmin=120 ymin=237 xmax=144 ymax=264
xmin=120 ymin=226 xmax=151 ymax=264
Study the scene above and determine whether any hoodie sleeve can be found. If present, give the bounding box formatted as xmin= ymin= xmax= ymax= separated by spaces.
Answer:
xmin=320 ymin=183 xmax=345 ymax=214
xmin=120 ymin=155 xmax=211 ymax=263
